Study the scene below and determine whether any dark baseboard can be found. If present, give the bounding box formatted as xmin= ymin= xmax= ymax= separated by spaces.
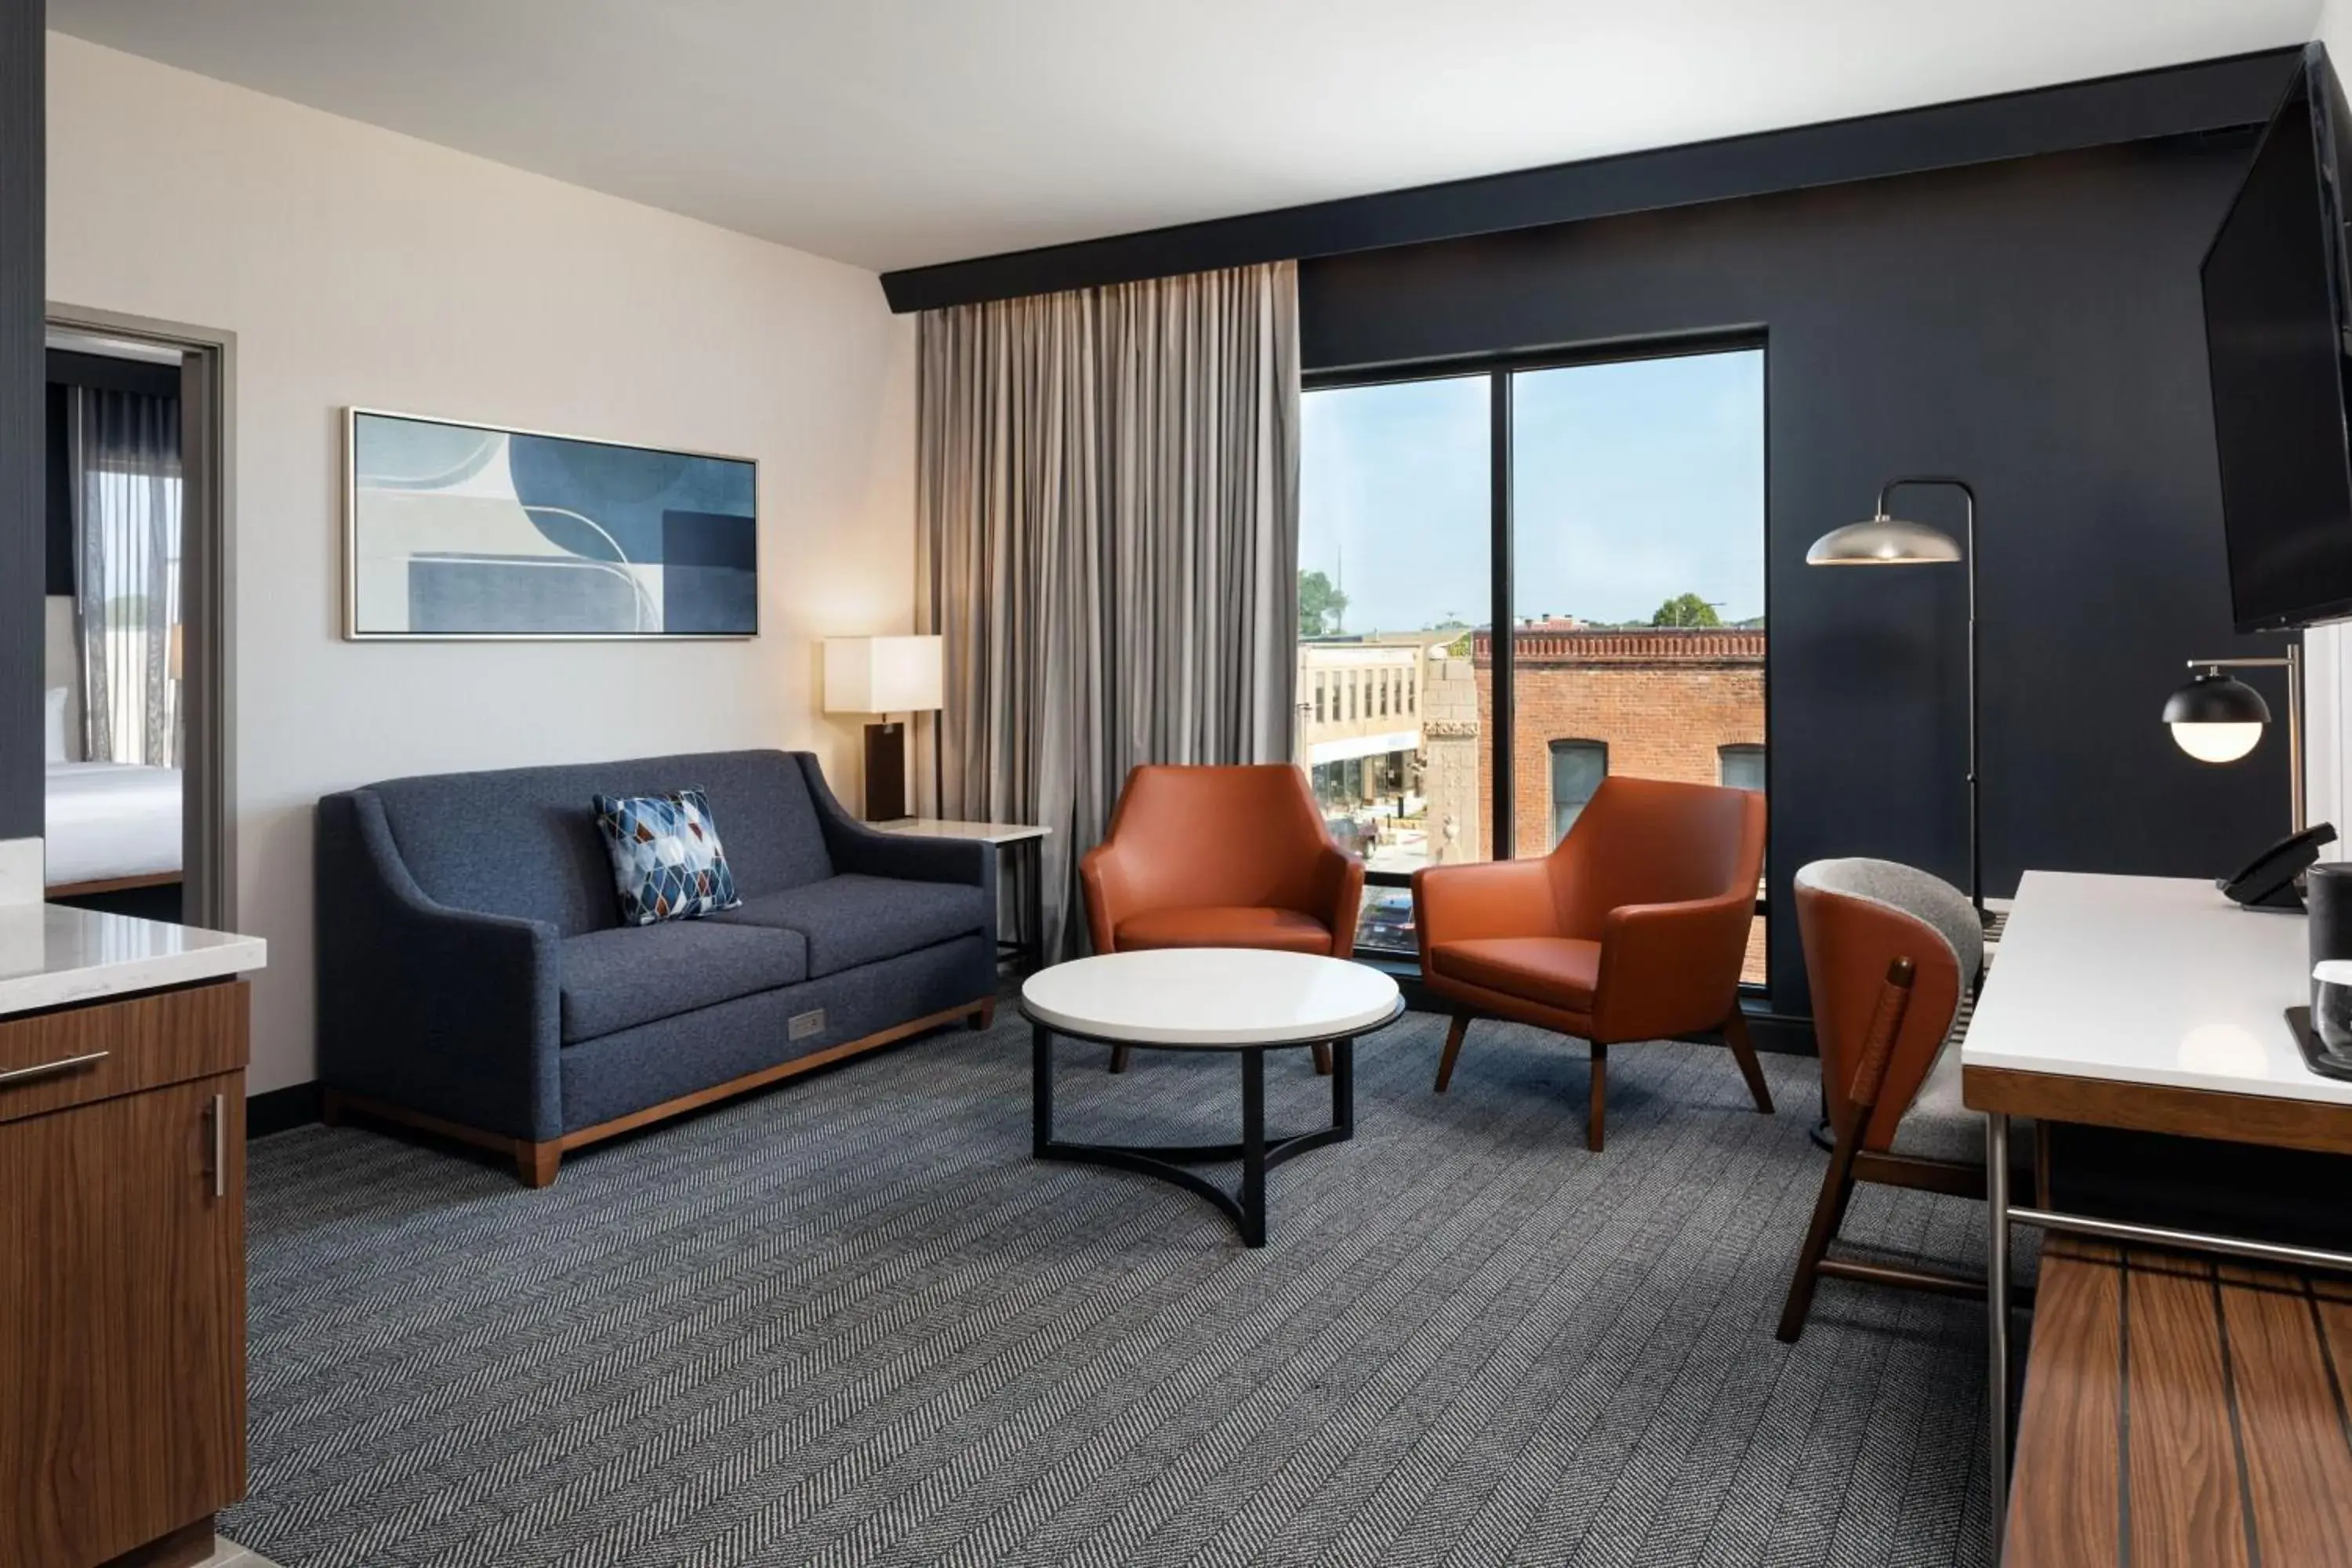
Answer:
xmin=247 ymin=1080 xmax=321 ymax=1139
xmin=1392 ymin=969 xmax=1446 ymax=1018
xmin=1744 ymin=1008 xmax=1817 ymax=1056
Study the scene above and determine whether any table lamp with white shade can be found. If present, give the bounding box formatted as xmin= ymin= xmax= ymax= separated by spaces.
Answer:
xmin=2161 ymin=652 xmax=2300 ymax=812
xmin=2161 ymin=644 xmax=2338 ymax=908
xmin=823 ymin=634 xmax=942 ymax=822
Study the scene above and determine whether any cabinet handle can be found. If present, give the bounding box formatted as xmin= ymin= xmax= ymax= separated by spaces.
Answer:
xmin=0 ymin=1049 xmax=109 ymax=1085
xmin=206 ymin=1092 xmax=227 ymax=1199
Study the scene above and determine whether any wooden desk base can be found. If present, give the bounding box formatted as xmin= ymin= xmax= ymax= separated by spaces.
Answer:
xmin=2005 ymin=1237 xmax=2352 ymax=1566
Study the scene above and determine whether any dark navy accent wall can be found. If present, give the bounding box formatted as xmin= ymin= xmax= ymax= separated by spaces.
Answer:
xmin=0 ymin=0 xmax=42 ymax=842
xmin=1301 ymin=136 xmax=2277 ymax=1013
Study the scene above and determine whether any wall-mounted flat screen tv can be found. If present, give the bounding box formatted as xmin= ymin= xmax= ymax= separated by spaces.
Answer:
xmin=2203 ymin=42 xmax=2352 ymax=632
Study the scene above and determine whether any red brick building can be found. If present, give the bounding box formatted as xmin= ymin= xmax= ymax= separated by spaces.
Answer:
xmin=1471 ymin=625 xmax=1766 ymax=854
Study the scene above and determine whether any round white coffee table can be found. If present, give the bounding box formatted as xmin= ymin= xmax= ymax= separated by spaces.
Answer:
xmin=1020 ymin=948 xmax=1404 ymax=1247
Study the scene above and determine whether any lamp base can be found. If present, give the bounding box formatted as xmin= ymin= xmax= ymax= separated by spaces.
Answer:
xmin=863 ymin=721 xmax=908 ymax=822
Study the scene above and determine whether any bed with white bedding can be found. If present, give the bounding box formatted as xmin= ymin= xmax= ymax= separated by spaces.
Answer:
xmin=45 ymin=761 xmax=182 ymax=891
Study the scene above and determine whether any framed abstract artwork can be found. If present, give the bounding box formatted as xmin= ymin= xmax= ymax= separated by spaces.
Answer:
xmin=343 ymin=408 xmax=759 ymax=639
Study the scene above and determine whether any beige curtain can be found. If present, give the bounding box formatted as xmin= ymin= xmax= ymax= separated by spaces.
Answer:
xmin=917 ymin=261 xmax=1300 ymax=960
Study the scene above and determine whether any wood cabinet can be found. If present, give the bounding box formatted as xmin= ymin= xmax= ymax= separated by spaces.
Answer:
xmin=0 ymin=981 xmax=250 ymax=1568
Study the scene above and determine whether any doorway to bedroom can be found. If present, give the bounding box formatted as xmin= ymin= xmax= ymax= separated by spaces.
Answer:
xmin=42 ymin=309 xmax=232 ymax=930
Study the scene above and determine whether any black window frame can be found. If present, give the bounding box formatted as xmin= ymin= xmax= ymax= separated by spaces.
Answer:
xmin=1301 ymin=328 xmax=1772 ymax=992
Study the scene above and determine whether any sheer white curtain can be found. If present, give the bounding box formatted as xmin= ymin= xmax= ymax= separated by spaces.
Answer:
xmin=916 ymin=262 xmax=1300 ymax=960
xmin=71 ymin=387 xmax=183 ymax=767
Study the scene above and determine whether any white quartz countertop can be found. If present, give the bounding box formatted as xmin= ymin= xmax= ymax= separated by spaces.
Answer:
xmin=1961 ymin=869 xmax=2346 ymax=1105
xmin=0 ymin=904 xmax=267 ymax=1018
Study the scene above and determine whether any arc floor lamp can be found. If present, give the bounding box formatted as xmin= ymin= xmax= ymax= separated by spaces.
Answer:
xmin=1806 ymin=475 xmax=1982 ymax=917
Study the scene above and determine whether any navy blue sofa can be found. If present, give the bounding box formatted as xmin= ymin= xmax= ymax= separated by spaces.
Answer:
xmin=314 ymin=750 xmax=996 ymax=1185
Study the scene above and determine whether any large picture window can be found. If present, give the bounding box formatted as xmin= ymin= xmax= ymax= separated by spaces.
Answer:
xmin=1298 ymin=343 xmax=1767 ymax=987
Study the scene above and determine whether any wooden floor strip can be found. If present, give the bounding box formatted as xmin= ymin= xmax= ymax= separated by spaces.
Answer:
xmin=2216 ymin=1265 xmax=2352 ymax=1566
xmin=2123 ymin=1249 xmax=2251 ymax=1567
xmin=2309 ymin=1282 xmax=2352 ymax=1460
xmin=2005 ymin=1238 xmax=2124 ymax=1567
xmin=2009 ymin=1243 xmax=2352 ymax=1566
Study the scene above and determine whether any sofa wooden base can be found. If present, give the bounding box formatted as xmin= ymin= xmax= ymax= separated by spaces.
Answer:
xmin=323 ymin=996 xmax=995 ymax=1187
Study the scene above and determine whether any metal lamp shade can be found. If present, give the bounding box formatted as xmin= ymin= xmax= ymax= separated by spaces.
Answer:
xmin=2163 ymin=670 xmax=2270 ymax=764
xmin=1805 ymin=515 xmax=1964 ymax=566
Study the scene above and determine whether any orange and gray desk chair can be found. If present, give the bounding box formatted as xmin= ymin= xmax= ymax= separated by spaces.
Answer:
xmin=1777 ymin=856 xmax=1995 ymax=1342
xmin=1410 ymin=775 xmax=1772 ymax=1152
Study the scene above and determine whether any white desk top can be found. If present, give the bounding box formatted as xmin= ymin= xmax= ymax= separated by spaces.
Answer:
xmin=1022 ymin=948 xmax=1401 ymax=1046
xmin=0 ymin=904 xmax=267 ymax=1018
xmin=1961 ymin=869 xmax=2347 ymax=1105
xmin=872 ymin=818 xmax=1049 ymax=845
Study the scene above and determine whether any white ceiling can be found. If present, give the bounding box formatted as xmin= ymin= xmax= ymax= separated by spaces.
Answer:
xmin=48 ymin=0 xmax=2324 ymax=275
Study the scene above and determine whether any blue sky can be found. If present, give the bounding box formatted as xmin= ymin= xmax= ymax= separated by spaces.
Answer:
xmin=1299 ymin=348 xmax=1765 ymax=630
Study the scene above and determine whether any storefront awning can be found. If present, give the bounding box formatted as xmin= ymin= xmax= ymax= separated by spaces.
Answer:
xmin=1305 ymin=729 xmax=1420 ymax=767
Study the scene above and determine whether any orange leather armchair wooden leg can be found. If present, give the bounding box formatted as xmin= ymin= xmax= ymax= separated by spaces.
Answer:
xmin=1079 ymin=764 xmax=1367 ymax=1074
xmin=1412 ymin=776 xmax=1771 ymax=1152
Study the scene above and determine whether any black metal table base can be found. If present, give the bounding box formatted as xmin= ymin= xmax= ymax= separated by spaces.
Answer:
xmin=999 ymin=837 xmax=1047 ymax=972
xmin=1031 ymin=1024 xmax=1355 ymax=1247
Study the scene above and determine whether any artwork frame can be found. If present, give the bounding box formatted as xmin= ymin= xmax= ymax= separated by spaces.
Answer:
xmin=343 ymin=407 xmax=761 ymax=641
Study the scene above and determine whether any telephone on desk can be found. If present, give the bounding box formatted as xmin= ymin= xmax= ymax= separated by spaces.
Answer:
xmin=2221 ymin=822 xmax=2338 ymax=909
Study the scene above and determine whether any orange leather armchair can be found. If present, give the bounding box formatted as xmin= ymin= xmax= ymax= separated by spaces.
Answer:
xmin=1413 ymin=775 xmax=1771 ymax=1151
xmin=1080 ymin=764 xmax=1367 ymax=1073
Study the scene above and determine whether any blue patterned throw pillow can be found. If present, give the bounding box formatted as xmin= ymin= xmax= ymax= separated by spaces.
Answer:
xmin=593 ymin=789 xmax=742 ymax=926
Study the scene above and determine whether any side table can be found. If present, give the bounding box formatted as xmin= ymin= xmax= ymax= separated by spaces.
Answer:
xmin=871 ymin=818 xmax=1051 ymax=970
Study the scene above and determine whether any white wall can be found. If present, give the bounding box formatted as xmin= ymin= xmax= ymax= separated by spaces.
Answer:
xmin=46 ymin=34 xmax=917 ymax=1093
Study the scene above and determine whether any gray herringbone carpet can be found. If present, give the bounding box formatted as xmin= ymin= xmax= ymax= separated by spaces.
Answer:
xmin=224 ymin=1005 xmax=1997 ymax=1568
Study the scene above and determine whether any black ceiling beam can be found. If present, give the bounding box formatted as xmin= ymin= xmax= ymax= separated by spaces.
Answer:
xmin=878 ymin=45 xmax=2303 ymax=314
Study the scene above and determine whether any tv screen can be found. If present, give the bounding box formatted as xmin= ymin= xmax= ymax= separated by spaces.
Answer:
xmin=2202 ymin=45 xmax=2352 ymax=632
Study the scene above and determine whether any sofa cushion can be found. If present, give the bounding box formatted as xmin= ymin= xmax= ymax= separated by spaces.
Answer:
xmin=1430 ymin=937 xmax=1602 ymax=1012
xmin=593 ymin=788 xmax=742 ymax=926
xmin=1115 ymin=906 xmax=1334 ymax=954
xmin=365 ymin=750 xmax=835 ymax=936
xmin=710 ymin=873 xmax=988 ymax=978
xmin=559 ymin=920 xmax=808 ymax=1044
